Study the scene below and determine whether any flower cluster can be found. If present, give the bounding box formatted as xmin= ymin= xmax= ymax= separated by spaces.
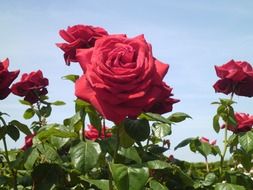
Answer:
xmin=57 ymin=24 xmax=179 ymax=123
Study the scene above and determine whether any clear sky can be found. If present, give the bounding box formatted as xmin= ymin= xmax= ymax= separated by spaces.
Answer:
xmin=0 ymin=0 xmax=253 ymax=162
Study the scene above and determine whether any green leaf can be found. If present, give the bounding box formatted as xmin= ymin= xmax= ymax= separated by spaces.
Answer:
xmin=215 ymin=183 xmax=246 ymax=190
xmin=80 ymin=177 xmax=109 ymax=190
xmin=32 ymin=163 xmax=65 ymax=189
xmin=7 ymin=125 xmax=20 ymax=141
xmin=37 ymin=143 xmax=62 ymax=163
xmin=239 ymin=131 xmax=253 ymax=153
xmin=195 ymin=140 xmax=212 ymax=157
xmin=37 ymin=125 xmax=77 ymax=140
xmin=51 ymin=101 xmax=66 ymax=106
xmin=118 ymin=124 xmax=135 ymax=148
xmin=145 ymin=160 xmax=171 ymax=169
xmin=149 ymin=179 xmax=168 ymax=190
xmin=168 ymin=112 xmax=192 ymax=123
xmin=19 ymin=99 xmax=32 ymax=106
xmin=70 ymin=140 xmax=101 ymax=173
xmin=9 ymin=120 xmax=32 ymax=135
xmin=86 ymin=106 xmax=101 ymax=131
xmin=0 ymin=126 xmax=7 ymax=140
xmin=213 ymin=114 xmax=220 ymax=133
xmin=153 ymin=123 xmax=171 ymax=138
xmin=124 ymin=118 xmax=150 ymax=141
xmin=23 ymin=108 xmax=35 ymax=119
xmin=24 ymin=148 xmax=40 ymax=169
xmin=202 ymin=173 xmax=217 ymax=186
xmin=62 ymin=74 xmax=79 ymax=82
xmin=109 ymin=163 xmax=149 ymax=190
xmin=118 ymin=147 xmax=142 ymax=164
xmin=139 ymin=112 xmax=171 ymax=124
xmin=40 ymin=105 xmax=52 ymax=118
xmin=174 ymin=137 xmax=195 ymax=150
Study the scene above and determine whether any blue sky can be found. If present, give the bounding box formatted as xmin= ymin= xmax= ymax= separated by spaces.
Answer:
xmin=0 ymin=0 xmax=253 ymax=161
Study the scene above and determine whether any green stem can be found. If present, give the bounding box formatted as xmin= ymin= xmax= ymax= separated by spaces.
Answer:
xmin=81 ymin=110 xmax=86 ymax=142
xmin=36 ymin=102 xmax=43 ymax=128
xmin=220 ymin=92 xmax=234 ymax=173
xmin=113 ymin=126 xmax=120 ymax=163
xmin=205 ymin=156 xmax=209 ymax=173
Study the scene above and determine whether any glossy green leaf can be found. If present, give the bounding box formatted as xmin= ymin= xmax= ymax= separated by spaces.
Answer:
xmin=19 ymin=99 xmax=32 ymax=106
xmin=213 ymin=114 xmax=220 ymax=133
xmin=118 ymin=147 xmax=141 ymax=164
xmin=239 ymin=131 xmax=253 ymax=153
xmin=145 ymin=160 xmax=171 ymax=169
xmin=62 ymin=74 xmax=79 ymax=82
xmin=9 ymin=120 xmax=32 ymax=135
xmin=80 ymin=177 xmax=109 ymax=190
xmin=40 ymin=105 xmax=52 ymax=118
xmin=37 ymin=126 xmax=78 ymax=140
xmin=70 ymin=140 xmax=101 ymax=173
xmin=153 ymin=123 xmax=171 ymax=138
xmin=0 ymin=126 xmax=7 ymax=140
xmin=124 ymin=118 xmax=150 ymax=141
xmin=202 ymin=173 xmax=217 ymax=186
xmin=149 ymin=179 xmax=168 ymax=190
xmin=139 ymin=112 xmax=171 ymax=124
xmin=174 ymin=137 xmax=195 ymax=150
xmin=51 ymin=100 xmax=66 ymax=106
xmin=23 ymin=108 xmax=35 ymax=119
xmin=109 ymin=163 xmax=149 ymax=190
xmin=24 ymin=148 xmax=40 ymax=169
xmin=7 ymin=125 xmax=20 ymax=141
xmin=118 ymin=124 xmax=135 ymax=148
xmin=215 ymin=183 xmax=245 ymax=190
xmin=168 ymin=112 xmax=192 ymax=123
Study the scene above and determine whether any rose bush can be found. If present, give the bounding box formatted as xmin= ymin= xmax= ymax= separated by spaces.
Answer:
xmin=1 ymin=24 xmax=253 ymax=190
xmin=0 ymin=58 xmax=19 ymax=100
xmin=213 ymin=60 xmax=253 ymax=97
xmin=75 ymin=34 xmax=179 ymax=123
xmin=11 ymin=70 xmax=49 ymax=104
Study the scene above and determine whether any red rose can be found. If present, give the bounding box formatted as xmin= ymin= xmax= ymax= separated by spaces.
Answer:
xmin=85 ymin=124 xmax=112 ymax=141
xmin=200 ymin=137 xmax=216 ymax=145
xmin=56 ymin=24 xmax=108 ymax=65
xmin=11 ymin=70 xmax=49 ymax=104
xmin=21 ymin=133 xmax=35 ymax=151
xmin=213 ymin=60 xmax=253 ymax=97
xmin=75 ymin=34 xmax=179 ymax=123
xmin=0 ymin=58 xmax=19 ymax=100
xmin=225 ymin=112 xmax=253 ymax=133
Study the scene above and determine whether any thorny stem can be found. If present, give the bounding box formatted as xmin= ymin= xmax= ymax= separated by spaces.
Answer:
xmin=0 ymin=117 xmax=18 ymax=190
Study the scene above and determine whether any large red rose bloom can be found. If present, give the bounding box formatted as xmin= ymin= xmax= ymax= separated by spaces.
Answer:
xmin=75 ymin=34 xmax=179 ymax=123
